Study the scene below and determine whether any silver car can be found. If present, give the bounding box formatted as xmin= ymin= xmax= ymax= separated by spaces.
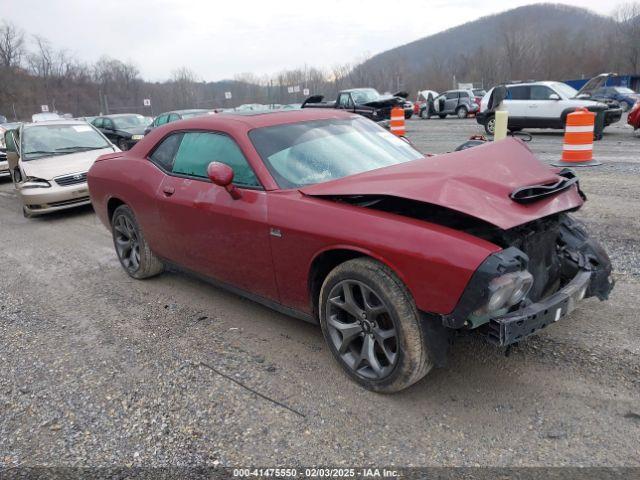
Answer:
xmin=4 ymin=120 xmax=118 ymax=217
xmin=0 ymin=122 xmax=22 ymax=176
xmin=422 ymin=89 xmax=480 ymax=119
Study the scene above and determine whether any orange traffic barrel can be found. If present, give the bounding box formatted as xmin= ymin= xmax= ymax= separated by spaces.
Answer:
xmin=390 ymin=106 xmax=406 ymax=137
xmin=553 ymin=107 xmax=601 ymax=167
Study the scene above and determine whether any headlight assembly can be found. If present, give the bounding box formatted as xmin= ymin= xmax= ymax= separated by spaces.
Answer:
xmin=22 ymin=177 xmax=52 ymax=188
xmin=480 ymin=270 xmax=533 ymax=315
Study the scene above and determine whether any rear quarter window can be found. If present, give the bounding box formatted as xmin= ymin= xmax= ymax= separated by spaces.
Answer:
xmin=149 ymin=133 xmax=184 ymax=171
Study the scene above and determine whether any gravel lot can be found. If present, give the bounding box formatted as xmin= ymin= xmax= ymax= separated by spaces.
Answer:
xmin=0 ymin=115 xmax=639 ymax=469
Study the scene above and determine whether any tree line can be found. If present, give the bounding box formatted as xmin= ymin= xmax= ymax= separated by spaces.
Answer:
xmin=1 ymin=2 xmax=639 ymax=121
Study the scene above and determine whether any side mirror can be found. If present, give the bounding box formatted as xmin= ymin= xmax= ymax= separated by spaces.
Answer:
xmin=207 ymin=162 xmax=240 ymax=199
xmin=549 ymin=93 xmax=560 ymax=100
xmin=7 ymin=151 xmax=19 ymax=170
xmin=4 ymin=130 xmax=18 ymax=153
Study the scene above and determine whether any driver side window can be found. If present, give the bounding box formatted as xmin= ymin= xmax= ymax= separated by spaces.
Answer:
xmin=530 ymin=85 xmax=555 ymax=100
xmin=338 ymin=93 xmax=353 ymax=109
xmin=171 ymin=131 xmax=260 ymax=187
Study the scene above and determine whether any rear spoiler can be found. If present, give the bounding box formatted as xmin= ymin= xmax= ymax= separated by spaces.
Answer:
xmin=95 ymin=150 xmax=124 ymax=162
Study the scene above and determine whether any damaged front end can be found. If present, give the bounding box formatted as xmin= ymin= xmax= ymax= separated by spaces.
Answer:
xmin=443 ymin=214 xmax=614 ymax=346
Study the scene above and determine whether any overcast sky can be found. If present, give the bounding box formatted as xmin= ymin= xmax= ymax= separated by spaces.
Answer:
xmin=3 ymin=0 xmax=614 ymax=82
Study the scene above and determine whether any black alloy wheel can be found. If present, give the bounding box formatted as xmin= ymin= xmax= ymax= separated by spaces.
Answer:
xmin=111 ymin=204 xmax=164 ymax=279
xmin=326 ymin=279 xmax=398 ymax=380
xmin=319 ymin=258 xmax=433 ymax=392
xmin=113 ymin=213 xmax=140 ymax=273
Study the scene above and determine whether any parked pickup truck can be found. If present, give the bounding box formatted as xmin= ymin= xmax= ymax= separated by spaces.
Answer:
xmin=302 ymin=88 xmax=411 ymax=121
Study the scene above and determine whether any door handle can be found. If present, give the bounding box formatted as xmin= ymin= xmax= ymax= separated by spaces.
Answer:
xmin=162 ymin=185 xmax=175 ymax=196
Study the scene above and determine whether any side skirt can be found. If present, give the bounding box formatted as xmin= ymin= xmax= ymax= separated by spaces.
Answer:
xmin=161 ymin=260 xmax=317 ymax=325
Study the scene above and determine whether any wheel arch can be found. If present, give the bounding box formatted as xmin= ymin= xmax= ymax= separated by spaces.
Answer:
xmin=107 ymin=196 xmax=126 ymax=225
xmin=307 ymin=246 xmax=409 ymax=322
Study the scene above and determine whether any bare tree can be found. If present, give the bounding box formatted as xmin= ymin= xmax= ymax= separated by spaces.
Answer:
xmin=0 ymin=21 xmax=25 ymax=68
xmin=612 ymin=2 xmax=640 ymax=72
xmin=170 ymin=67 xmax=199 ymax=108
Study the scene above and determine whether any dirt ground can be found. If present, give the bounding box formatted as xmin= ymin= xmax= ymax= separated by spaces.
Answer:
xmin=0 ymin=115 xmax=639 ymax=469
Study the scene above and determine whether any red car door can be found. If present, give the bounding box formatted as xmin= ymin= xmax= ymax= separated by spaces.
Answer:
xmin=153 ymin=131 xmax=278 ymax=301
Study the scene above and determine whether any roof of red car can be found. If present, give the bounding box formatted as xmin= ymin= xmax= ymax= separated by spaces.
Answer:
xmin=173 ymin=108 xmax=357 ymax=131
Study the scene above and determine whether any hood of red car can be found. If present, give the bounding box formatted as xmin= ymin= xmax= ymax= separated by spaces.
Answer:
xmin=300 ymin=138 xmax=584 ymax=230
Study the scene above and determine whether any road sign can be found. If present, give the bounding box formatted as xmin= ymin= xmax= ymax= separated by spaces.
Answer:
xmin=293 ymin=85 xmax=300 ymax=93
xmin=224 ymin=91 xmax=232 ymax=99
xmin=287 ymin=86 xmax=294 ymax=94
xmin=143 ymin=98 xmax=151 ymax=107
xmin=303 ymin=88 xmax=310 ymax=96
xmin=40 ymin=105 xmax=49 ymax=112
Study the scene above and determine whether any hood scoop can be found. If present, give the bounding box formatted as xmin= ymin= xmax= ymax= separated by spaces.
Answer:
xmin=510 ymin=169 xmax=584 ymax=204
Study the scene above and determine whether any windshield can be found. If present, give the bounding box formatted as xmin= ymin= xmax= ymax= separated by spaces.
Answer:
xmin=552 ymin=82 xmax=578 ymax=98
xmin=350 ymin=89 xmax=381 ymax=104
xmin=112 ymin=115 xmax=147 ymax=129
xmin=615 ymin=87 xmax=636 ymax=94
xmin=249 ymin=117 xmax=424 ymax=189
xmin=22 ymin=124 xmax=110 ymax=160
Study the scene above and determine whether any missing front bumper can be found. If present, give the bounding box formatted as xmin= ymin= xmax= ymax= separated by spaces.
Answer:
xmin=486 ymin=270 xmax=591 ymax=346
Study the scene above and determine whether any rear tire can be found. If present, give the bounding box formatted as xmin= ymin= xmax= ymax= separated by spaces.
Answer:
xmin=319 ymin=258 xmax=433 ymax=393
xmin=420 ymin=109 xmax=430 ymax=120
xmin=456 ymin=106 xmax=468 ymax=119
xmin=111 ymin=205 xmax=163 ymax=279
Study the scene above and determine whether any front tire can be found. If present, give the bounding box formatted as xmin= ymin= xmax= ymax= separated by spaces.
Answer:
xmin=620 ymin=101 xmax=630 ymax=113
xmin=484 ymin=115 xmax=496 ymax=135
xmin=117 ymin=138 xmax=129 ymax=151
xmin=111 ymin=205 xmax=163 ymax=279
xmin=319 ymin=258 xmax=433 ymax=393
xmin=420 ymin=108 xmax=430 ymax=120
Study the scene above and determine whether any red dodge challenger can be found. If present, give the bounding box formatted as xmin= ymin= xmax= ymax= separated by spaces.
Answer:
xmin=88 ymin=109 xmax=613 ymax=392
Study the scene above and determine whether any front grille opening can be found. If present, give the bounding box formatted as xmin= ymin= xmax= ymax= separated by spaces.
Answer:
xmin=54 ymin=172 xmax=87 ymax=187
